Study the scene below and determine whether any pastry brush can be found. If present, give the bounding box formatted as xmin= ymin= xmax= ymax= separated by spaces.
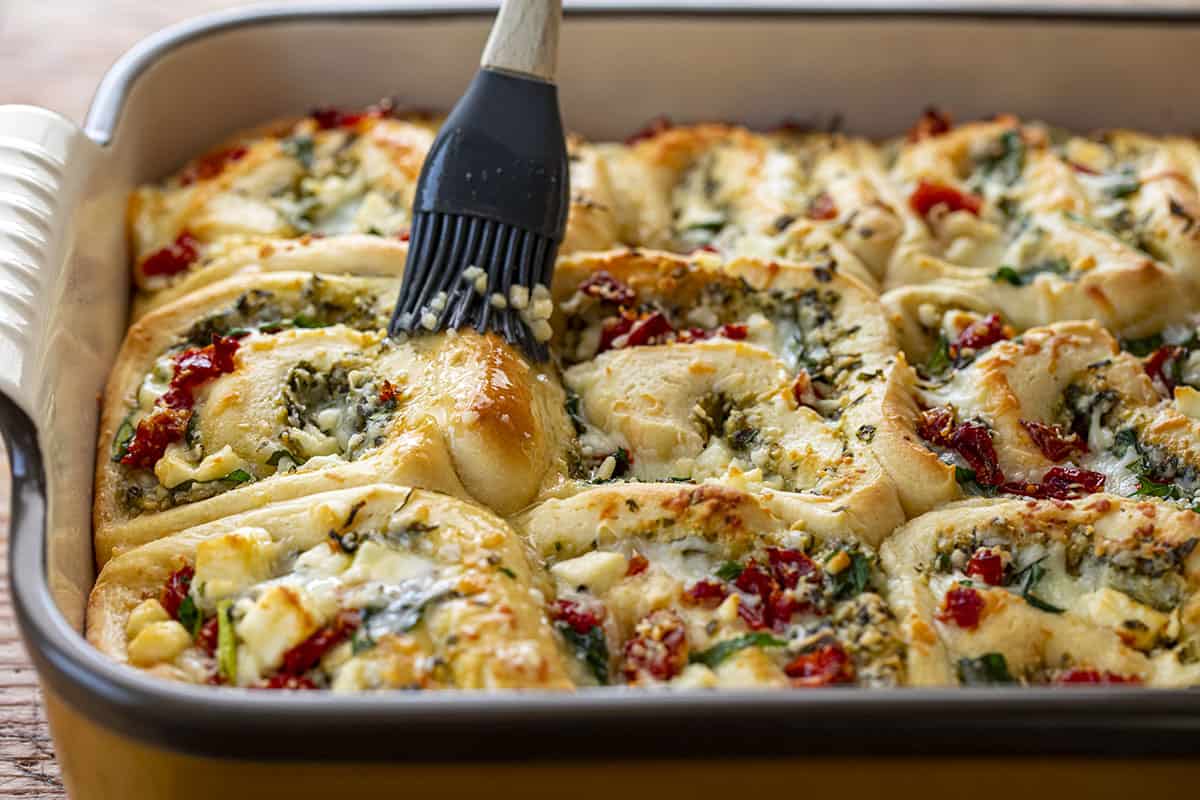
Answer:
xmin=388 ymin=0 xmax=568 ymax=361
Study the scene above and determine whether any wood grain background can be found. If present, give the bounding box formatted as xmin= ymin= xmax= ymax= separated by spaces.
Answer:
xmin=0 ymin=0 xmax=1194 ymax=797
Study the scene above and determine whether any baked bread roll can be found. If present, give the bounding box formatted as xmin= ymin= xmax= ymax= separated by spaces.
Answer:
xmin=96 ymin=270 xmax=573 ymax=565
xmin=884 ymin=116 xmax=1200 ymax=337
xmin=516 ymin=482 xmax=905 ymax=688
xmin=88 ymin=484 xmax=573 ymax=690
xmin=589 ymin=123 xmax=899 ymax=287
xmin=128 ymin=108 xmax=618 ymax=317
xmin=883 ymin=496 xmax=1200 ymax=686
xmin=551 ymin=249 xmax=954 ymax=543
xmin=907 ymin=316 xmax=1200 ymax=507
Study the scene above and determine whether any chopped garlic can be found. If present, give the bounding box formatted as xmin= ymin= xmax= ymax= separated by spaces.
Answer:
xmin=128 ymin=620 xmax=192 ymax=667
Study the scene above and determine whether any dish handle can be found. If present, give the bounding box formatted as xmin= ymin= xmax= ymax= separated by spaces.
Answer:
xmin=0 ymin=105 xmax=99 ymax=426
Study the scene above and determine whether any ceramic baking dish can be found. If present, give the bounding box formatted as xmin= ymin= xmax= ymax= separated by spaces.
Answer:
xmin=6 ymin=2 xmax=1200 ymax=797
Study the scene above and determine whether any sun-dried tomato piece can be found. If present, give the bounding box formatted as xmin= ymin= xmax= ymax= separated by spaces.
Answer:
xmin=1003 ymin=466 xmax=1105 ymax=500
xmin=179 ymin=146 xmax=248 ymax=186
xmin=141 ymin=232 xmax=201 ymax=278
xmin=578 ymin=271 xmax=636 ymax=306
xmin=766 ymin=547 xmax=819 ymax=590
xmin=625 ymin=115 xmax=672 ymax=145
xmin=621 ymin=312 xmax=675 ymax=348
xmin=683 ymin=579 xmax=729 ymax=607
xmin=952 ymin=421 xmax=1004 ymax=486
xmin=597 ymin=314 xmax=635 ymax=354
xmin=552 ymin=598 xmax=605 ymax=634
xmin=916 ymin=406 xmax=957 ymax=448
xmin=310 ymin=107 xmax=372 ymax=130
xmin=261 ymin=674 xmax=319 ymax=690
xmin=196 ymin=616 xmax=219 ymax=656
xmin=1020 ymin=420 xmax=1087 ymax=462
xmin=1055 ymin=668 xmax=1141 ymax=685
xmin=162 ymin=335 xmax=241 ymax=410
xmin=785 ymin=642 xmax=856 ymax=687
xmin=807 ymin=192 xmax=839 ymax=221
xmin=626 ymin=552 xmax=649 ymax=576
xmin=717 ymin=323 xmax=748 ymax=341
xmin=909 ymin=179 xmax=983 ymax=219
xmin=1145 ymin=345 xmax=1184 ymax=395
xmin=120 ymin=407 xmax=191 ymax=469
xmin=159 ymin=565 xmax=195 ymax=620
xmin=378 ymin=380 xmax=400 ymax=406
xmin=621 ymin=610 xmax=688 ymax=683
xmin=954 ymin=313 xmax=1009 ymax=352
xmin=966 ymin=550 xmax=1005 ymax=586
xmin=938 ymin=585 xmax=986 ymax=629
xmin=907 ymin=108 xmax=953 ymax=142
xmin=279 ymin=609 xmax=361 ymax=676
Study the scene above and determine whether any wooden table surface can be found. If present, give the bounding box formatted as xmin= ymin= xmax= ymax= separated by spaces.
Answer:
xmin=1 ymin=0 xmax=1197 ymax=797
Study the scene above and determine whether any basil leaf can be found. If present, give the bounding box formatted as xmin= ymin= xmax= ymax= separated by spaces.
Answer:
xmin=991 ymin=266 xmax=1023 ymax=286
xmin=957 ymin=652 xmax=1014 ymax=685
xmin=1120 ymin=334 xmax=1164 ymax=358
xmin=714 ymin=561 xmax=744 ymax=582
xmin=978 ymin=130 xmax=1025 ymax=186
xmin=924 ymin=334 xmax=952 ymax=376
xmin=291 ymin=314 xmax=325 ymax=329
xmin=267 ymin=448 xmax=303 ymax=468
xmin=111 ymin=414 xmax=136 ymax=462
xmin=497 ymin=566 xmax=517 ymax=579
xmin=989 ymin=258 xmax=1069 ymax=287
xmin=955 ymin=466 xmax=998 ymax=497
xmin=1136 ymin=476 xmax=1184 ymax=500
xmin=564 ymin=391 xmax=587 ymax=434
xmin=557 ymin=623 xmax=609 ymax=684
xmin=1013 ymin=558 xmax=1064 ymax=614
xmin=281 ymin=134 xmax=314 ymax=169
xmin=217 ymin=599 xmax=237 ymax=681
xmin=688 ymin=633 xmax=786 ymax=668
xmin=221 ymin=468 xmax=254 ymax=485
xmin=177 ymin=595 xmax=201 ymax=637
xmin=830 ymin=551 xmax=872 ymax=600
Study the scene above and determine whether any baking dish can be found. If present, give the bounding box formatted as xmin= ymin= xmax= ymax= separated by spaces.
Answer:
xmin=7 ymin=2 xmax=1200 ymax=796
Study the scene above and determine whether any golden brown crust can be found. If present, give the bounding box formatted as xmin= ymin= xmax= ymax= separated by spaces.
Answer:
xmin=88 ymin=485 xmax=574 ymax=690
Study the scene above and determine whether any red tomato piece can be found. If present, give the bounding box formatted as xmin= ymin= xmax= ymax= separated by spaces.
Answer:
xmin=951 ymin=421 xmax=1004 ymax=487
xmin=966 ymin=550 xmax=1005 ymax=586
xmin=625 ymin=116 xmax=672 ymax=145
xmin=907 ymin=108 xmax=953 ymax=142
xmin=179 ymin=146 xmax=248 ymax=186
xmin=1145 ymin=345 xmax=1184 ymax=395
xmin=578 ymin=271 xmax=636 ymax=306
xmin=909 ymin=179 xmax=982 ymax=219
xmin=196 ymin=616 xmax=219 ymax=656
xmin=954 ymin=313 xmax=1009 ymax=352
xmin=807 ymin=192 xmax=839 ymax=221
xmin=626 ymin=553 xmax=649 ymax=576
xmin=141 ymin=232 xmax=201 ymax=278
xmin=784 ymin=642 xmax=856 ymax=687
xmin=1020 ymin=420 xmax=1087 ymax=462
xmin=621 ymin=610 xmax=688 ymax=683
xmin=159 ymin=565 xmax=195 ymax=620
xmin=279 ymin=610 xmax=361 ymax=676
xmin=937 ymin=585 xmax=986 ymax=629
xmin=916 ymin=406 xmax=957 ymax=448
xmin=120 ymin=407 xmax=192 ymax=469
xmin=766 ymin=547 xmax=819 ymax=590
xmin=553 ymin=598 xmax=605 ymax=634
xmin=683 ymin=579 xmax=729 ymax=607
xmin=621 ymin=312 xmax=675 ymax=348
xmin=1056 ymin=668 xmax=1141 ymax=685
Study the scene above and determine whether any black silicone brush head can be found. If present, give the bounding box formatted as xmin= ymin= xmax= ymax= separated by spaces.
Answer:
xmin=389 ymin=68 xmax=570 ymax=361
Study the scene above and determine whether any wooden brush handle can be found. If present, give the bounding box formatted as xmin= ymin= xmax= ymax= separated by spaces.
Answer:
xmin=481 ymin=0 xmax=561 ymax=83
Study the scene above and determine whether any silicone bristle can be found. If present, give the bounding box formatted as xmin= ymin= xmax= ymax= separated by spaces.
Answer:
xmin=389 ymin=211 xmax=559 ymax=361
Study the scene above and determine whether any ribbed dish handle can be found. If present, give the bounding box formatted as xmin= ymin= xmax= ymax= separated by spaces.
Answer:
xmin=0 ymin=106 xmax=97 ymax=426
